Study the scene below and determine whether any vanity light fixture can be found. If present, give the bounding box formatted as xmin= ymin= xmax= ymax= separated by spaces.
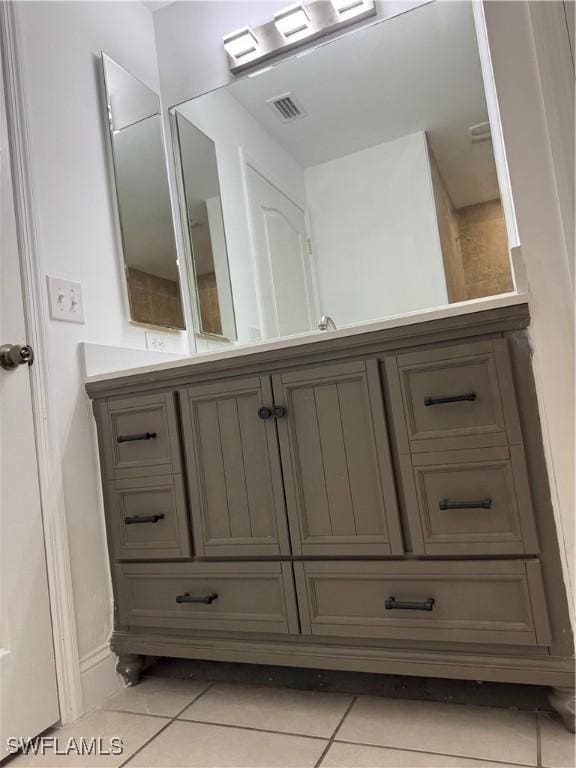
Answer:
xmin=274 ymin=4 xmax=311 ymax=38
xmin=223 ymin=0 xmax=375 ymax=74
xmin=222 ymin=27 xmax=259 ymax=61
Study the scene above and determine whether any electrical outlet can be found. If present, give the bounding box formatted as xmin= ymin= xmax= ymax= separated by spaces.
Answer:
xmin=47 ymin=276 xmax=85 ymax=324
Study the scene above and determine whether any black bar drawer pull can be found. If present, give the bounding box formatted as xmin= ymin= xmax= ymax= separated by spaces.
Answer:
xmin=116 ymin=432 xmax=157 ymax=443
xmin=439 ymin=498 xmax=492 ymax=510
xmin=385 ymin=596 xmax=435 ymax=611
xmin=124 ymin=514 xmax=165 ymax=525
xmin=176 ymin=593 xmax=218 ymax=605
xmin=424 ymin=393 xmax=477 ymax=406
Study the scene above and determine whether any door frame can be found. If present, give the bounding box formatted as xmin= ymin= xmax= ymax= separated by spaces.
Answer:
xmin=0 ymin=2 xmax=83 ymax=724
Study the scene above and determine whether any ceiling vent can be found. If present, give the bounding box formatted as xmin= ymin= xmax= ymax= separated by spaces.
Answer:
xmin=469 ymin=121 xmax=491 ymax=143
xmin=267 ymin=92 xmax=307 ymax=123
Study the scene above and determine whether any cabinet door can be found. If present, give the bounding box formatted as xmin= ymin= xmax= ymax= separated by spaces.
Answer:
xmin=273 ymin=360 xmax=403 ymax=556
xmin=179 ymin=377 xmax=290 ymax=557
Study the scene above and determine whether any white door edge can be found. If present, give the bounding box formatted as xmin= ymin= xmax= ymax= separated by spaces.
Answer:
xmin=0 ymin=1 xmax=84 ymax=724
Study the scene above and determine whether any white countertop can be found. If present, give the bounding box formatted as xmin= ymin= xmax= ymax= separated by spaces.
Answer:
xmin=85 ymin=292 xmax=529 ymax=384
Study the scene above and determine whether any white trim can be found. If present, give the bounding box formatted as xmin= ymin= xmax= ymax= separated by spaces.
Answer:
xmin=472 ymin=0 xmax=520 ymax=253
xmin=527 ymin=0 xmax=575 ymax=291
xmin=80 ymin=643 xmax=121 ymax=714
xmin=0 ymin=2 xmax=83 ymax=724
xmin=79 ymin=642 xmax=114 ymax=675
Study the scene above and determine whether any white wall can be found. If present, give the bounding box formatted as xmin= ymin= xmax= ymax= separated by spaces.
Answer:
xmin=177 ymin=90 xmax=306 ymax=342
xmin=16 ymin=0 xmax=188 ymax=709
xmin=482 ymin=1 xmax=575 ymax=618
xmin=305 ymin=132 xmax=447 ymax=326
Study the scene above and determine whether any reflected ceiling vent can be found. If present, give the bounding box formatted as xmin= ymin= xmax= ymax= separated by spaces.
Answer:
xmin=469 ymin=121 xmax=491 ymax=143
xmin=267 ymin=92 xmax=307 ymax=123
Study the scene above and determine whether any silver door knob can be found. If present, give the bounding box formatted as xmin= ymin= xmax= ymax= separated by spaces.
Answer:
xmin=0 ymin=343 xmax=35 ymax=371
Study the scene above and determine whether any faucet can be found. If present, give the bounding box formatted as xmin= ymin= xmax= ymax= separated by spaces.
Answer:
xmin=318 ymin=314 xmax=337 ymax=331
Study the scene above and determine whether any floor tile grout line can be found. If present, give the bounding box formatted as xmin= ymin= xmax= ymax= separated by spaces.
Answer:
xmin=117 ymin=681 xmax=215 ymax=767
xmin=118 ymin=717 xmax=174 ymax=768
xmin=536 ymin=712 xmax=543 ymax=768
xmin=315 ymin=695 xmax=358 ymax=768
xmin=330 ymin=737 xmax=539 ymax=768
xmin=173 ymin=681 xmax=216 ymax=719
xmin=174 ymin=715 xmax=330 ymax=742
xmin=98 ymin=707 xmax=172 ymax=720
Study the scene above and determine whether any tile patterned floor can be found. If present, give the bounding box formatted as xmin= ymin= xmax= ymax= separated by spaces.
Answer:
xmin=10 ymin=677 xmax=575 ymax=768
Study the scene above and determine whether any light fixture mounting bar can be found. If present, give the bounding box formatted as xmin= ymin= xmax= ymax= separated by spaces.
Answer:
xmin=225 ymin=0 xmax=376 ymax=74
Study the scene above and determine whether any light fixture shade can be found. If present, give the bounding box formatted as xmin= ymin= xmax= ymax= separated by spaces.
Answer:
xmin=223 ymin=27 xmax=259 ymax=60
xmin=330 ymin=0 xmax=368 ymax=14
xmin=274 ymin=3 xmax=311 ymax=37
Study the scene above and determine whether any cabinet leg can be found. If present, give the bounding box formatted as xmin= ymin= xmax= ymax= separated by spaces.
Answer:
xmin=116 ymin=654 xmax=145 ymax=687
xmin=549 ymin=687 xmax=576 ymax=733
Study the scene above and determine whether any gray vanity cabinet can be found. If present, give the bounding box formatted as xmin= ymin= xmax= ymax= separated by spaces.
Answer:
xmin=273 ymin=360 xmax=403 ymax=556
xmin=87 ymin=305 xmax=575 ymax=723
xmin=178 ymin=376 xmax=291 ymax=557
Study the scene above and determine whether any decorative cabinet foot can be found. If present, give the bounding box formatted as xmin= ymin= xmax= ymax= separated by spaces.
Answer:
xmin=116 ymin=654 xmax=145 ymax=687
xmin=549 ymin=687 xmax=576 ymax=733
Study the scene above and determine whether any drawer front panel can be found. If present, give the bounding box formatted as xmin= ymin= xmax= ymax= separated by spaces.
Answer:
xmin=273 ymin=360 xmax=403 ymax=557
xmin=408 ymin=447 xmax=538 ymax=555
xmin=99 ymin=393 xmax=181 ymax=478
xmin=107 ymin=475 xmax=191 ymax=560
xmin=179 ymin=377 xmax=290 ymax=557
xmin=387 ymin=340 xmax=521 ymax=452
xmin=294 ymin=560 xmax=551 ymax=646
xmin=117 ymin=562 xmax=299 ymax=634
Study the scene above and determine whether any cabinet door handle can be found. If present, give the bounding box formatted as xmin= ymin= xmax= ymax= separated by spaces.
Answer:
xmin=258 ymin=406 xmax=287 ymax=419
xmin=116 ymin=432 xmax=157 ymax=443
xmin=424 ymin=393 xmax=477 ymax=406
xmin=439 ymin=498 xmax=492 ymax=510
xmin=176 ymin=593 xmax=218 ymax=605
xmin=385 ymin=596 xmax=435 ymax=611
xmin=124 ymin=514 xmax=165 ymax=525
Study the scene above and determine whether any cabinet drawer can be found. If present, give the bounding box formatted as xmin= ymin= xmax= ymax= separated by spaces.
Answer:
xmin=386 ymin=340 xmax=521 ymax=452
xmin=294 ymin=560 xmax=551 ymax=646
xmin=107 ymin=475 xmax=191 ymax=560
xmin=405 ymin=447 xmax=538 ymax=556
xmin=98 ymin=393 xmax=181 ymax=479
xmin=116 ymin=562 xmax=299 ymax=634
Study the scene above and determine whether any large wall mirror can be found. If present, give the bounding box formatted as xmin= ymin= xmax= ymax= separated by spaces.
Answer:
xmin=102 ymin=53 xmax=185 ymax=330
xmin=171 ymin=0 xmax=515 ymax=345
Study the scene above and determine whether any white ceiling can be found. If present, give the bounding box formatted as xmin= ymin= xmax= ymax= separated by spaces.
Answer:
xmin=226 ymin=1 xmax=499 ymax=209
xmin=142 ymin=1 xmax=176 ymax=12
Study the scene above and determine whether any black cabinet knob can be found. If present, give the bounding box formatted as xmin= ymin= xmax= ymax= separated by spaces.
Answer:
xmin=272 ymin=406 xmax=287 ymax=418
xmin=258 ymin=406 xmax=273 ymax=420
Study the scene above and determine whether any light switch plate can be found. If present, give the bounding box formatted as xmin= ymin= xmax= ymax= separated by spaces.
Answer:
xmin=47 ymin=276 xmax=85 ymax=324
